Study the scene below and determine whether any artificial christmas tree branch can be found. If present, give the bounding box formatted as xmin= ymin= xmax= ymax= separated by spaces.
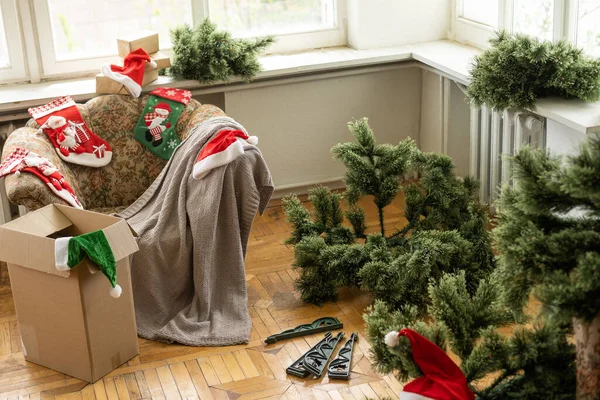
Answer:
xmin=468 ymin=30 xmax=600 ymax=110
xmin=494 ymin=136 xmax=600 ymax=399
xmin=283 ymin=118 xmax=494 ymax=312
xmin=169 ymin=19 xmax=274 ymax=84
xmin=285 ymin=118 xmax=592 ymax=398
xmin=364 ymin=274 xmax=576 ymax=399
xmin=368 ymin=134 xmax=600 ymax=399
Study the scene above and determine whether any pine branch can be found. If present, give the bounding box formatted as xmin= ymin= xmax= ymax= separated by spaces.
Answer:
xmin=170 ymin=18 xmax=274 ymax=83
xmin=377 ymin=206 xmax=385 ymax=236
xmin=468 ymin=31 xmax=600 ymax=110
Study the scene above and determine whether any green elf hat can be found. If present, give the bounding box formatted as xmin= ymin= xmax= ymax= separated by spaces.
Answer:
xmin=54 ymin=230 xmax=122 ymax=298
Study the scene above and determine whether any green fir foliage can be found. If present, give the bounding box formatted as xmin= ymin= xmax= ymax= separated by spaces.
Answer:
xmin=170 ymin=19 xmax=274 ymax=83
xmin=364 ymin=134 xmax=600 ymax=399
xmin=364 ymin=274 xmax=576 ymax=399
xmin=331 ymin=118 xmax=414 ymax=235
xmin=468 ymin=31 xmax=600 ymax=110
xmin=494 ymin=134 xmax=600 ymax=325
xmin=282 ymin=118 xmax=494 ymax=310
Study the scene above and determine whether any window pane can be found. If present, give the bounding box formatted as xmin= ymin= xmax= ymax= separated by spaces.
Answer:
xmin=577 ymin=0 xmax=600 ymax=57
xmin=513 ymin=0 xmax=554 ymax=41
xmin=47 ymin=0 xmax=193 ymax=61
xmin=461 ymin=0 xmax=498 ymax=27
xmin=0 ymin=6 xmax=9 ymax=68
xmin=208 ymin=0 xmax=337 ymax=37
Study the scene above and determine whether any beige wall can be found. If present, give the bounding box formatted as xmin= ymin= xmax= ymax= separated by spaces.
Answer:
xmin=224 ymin=66 xmax=422 ymax=192
xmin=419 ymin=69 xmax=444 ymax=153
xmin=446 ymin=80 xmax=471 ymax=177
xmin=418 ymin=69 xmax=471 ymax=177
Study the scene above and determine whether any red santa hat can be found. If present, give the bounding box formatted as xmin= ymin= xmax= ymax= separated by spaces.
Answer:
xmin=192 ymin=129 xmax=258 ymax=180
xmin=101 ymin=48 xmax=157 ymax=98
xmin=385 ymin=328 xmax=474 ymax=400
xmin=155 ymin=103 xmax=171 ymax=113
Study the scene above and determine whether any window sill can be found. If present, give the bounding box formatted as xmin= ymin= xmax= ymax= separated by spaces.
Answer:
xmin=1 ymin=39 xmax=598 ymax=133
xmin=532 ymin=98 xmax=600 ymax=134
xmin=0 ymin=40 xmax=476 ymax=115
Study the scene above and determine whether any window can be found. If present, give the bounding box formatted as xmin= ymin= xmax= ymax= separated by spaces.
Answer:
xmin=513 ymin=0 xmax=554 ymax=41
xmin=0 ymin=7 xmax=10 ymax=69
xmin=45 ymin=0 xmax=194 ymax=61
xmin=461 ymin=0 xmax=499 ymax=27
xmin=4 ymin=0 xmax=343 ymax=81
xmin=0 ymin=0 xmax=27 ymax=82
xmin=209 ymin=0 xmax=337 ymax=37
xmin=453 ymin=0 xmax=600 ymax=57
xmin=452 ymin=0 xmax=503 ymax=48
xmin=208 ymin=0 xmax=345 ymax=53
xmin=577 ymin=0 xmax=600 ymax=57
xmin=33 ymin=0 xmax=195 ymax=76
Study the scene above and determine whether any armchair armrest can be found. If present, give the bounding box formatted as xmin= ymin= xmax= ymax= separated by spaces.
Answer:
xmin=2 ymin=127 xmax=83 ymax=211
xmin=178 ymin=104 xmax=227 ymax=141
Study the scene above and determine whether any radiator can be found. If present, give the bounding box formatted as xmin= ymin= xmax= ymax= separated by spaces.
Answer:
xmin=469 ymin=107 xmax=545 ymax=205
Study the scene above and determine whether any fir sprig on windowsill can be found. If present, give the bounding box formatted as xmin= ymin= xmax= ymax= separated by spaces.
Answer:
xmin=468 ymin=30 xmax=600 ymax=110
xmin=169 ymin=19 xmax=275 ymax=84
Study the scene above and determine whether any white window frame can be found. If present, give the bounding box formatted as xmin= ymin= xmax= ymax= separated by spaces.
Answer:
xmin=32 ymin=0 xmax=157 ymax=78
xmin=230 ymin=0 xmax=348 ymax=54
xmin=451 ymin=0 xmax=589 ymax=50
xmin=450 ymin=0 xmax=506 ymax=48
xmin=30 ymin=0 xmax=346 ymax=80
xmin=0 ymin=0 xmax=28 ymax=83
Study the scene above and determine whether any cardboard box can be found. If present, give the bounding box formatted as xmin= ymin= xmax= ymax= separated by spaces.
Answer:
xmin=148 ymin=51 xmax=171 ymax=70
xmin=117 ymin=31 xmax=159 ymax=58
xmin=0 ymin=204 xmax=139 ymax=382
xmin=95 ymin=68 xmax=159 ymax=95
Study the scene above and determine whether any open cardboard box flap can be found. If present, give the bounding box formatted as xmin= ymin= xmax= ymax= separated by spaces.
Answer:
xmin=0 ymin=204 xmax=138 ymax=278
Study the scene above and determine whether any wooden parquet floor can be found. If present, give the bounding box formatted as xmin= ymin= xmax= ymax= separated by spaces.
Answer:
xmin=0 ymin=195 xmax=410 ymax=400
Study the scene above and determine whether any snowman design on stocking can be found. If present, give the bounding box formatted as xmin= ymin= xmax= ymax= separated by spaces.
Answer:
xmin=143 ymin=103 xmax=171 ymax=147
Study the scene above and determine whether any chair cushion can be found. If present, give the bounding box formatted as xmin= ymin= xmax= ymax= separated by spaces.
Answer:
xmin=23 ymin=95 xmax=225 ymax=211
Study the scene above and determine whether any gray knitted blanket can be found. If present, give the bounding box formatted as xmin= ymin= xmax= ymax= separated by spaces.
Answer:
xmin=117 ymin=117 xmax=273 ymax=346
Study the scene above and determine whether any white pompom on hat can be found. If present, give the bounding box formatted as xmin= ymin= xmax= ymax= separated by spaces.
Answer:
xmin=101 ymin=48 xmax=157 ymax=98
xmin=193 ymin=129 xmax=259 ymax=180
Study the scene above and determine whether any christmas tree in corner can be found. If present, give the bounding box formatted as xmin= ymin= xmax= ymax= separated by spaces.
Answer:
xmin=493 ymin=135 xmax=600 ymax=398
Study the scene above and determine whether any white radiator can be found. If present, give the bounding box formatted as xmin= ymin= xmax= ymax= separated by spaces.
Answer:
xmin=469 ymin=107 xmax=545 ymax=205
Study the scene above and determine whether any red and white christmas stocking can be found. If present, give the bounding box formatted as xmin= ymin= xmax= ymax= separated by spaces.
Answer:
xmin=192 ymin=129 xmax=258 ymax=180
xmin=28 ymin=96 xmax=112 ymax=167
xmin=0 ymin=148 xmax=83 ymax=209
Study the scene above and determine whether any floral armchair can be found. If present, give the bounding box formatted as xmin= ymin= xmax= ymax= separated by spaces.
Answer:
xmin=2 ymin=95 xmax=225 ymax=214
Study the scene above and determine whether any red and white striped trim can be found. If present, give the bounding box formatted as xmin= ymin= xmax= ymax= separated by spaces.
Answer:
xmin=28 ymin=96 xmax=76 ymax=119
xmin=0 ymin=147 xmax=28 ymax=176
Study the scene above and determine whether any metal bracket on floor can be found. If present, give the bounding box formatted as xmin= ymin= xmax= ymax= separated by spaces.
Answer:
xmin=327 ymin=332 xmax=358 ymax=380
xmin=303 ymin=331 xmax=345 ymax=377
xmin=264 ymin=316 xmax=343 ymax=344
xmin=286 ymin=332 xmax=334 ymax=378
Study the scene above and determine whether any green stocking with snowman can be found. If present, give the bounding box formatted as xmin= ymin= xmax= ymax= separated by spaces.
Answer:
xmin=134 ymin=88 xmax=193 ymax=160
